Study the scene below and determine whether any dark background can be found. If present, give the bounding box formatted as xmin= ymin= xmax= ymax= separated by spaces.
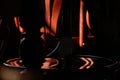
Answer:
xmin=1 ymin=0 xmax=120 ymax=63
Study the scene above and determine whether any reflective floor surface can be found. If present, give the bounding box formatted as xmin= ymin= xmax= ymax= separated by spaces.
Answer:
xmin=0 ymin=63 xmax=116 ymax=80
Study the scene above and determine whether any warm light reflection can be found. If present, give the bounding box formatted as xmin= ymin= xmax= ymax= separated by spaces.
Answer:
xmin=45 ymin=0 xmax=50 ymax=33
xmin=51 ymin=0 xmax=62 ymax=35
xmin=80 ymin=57 xmax=89 ymax=69
xmin=14 ymin=17 xmax=20 ymax=28
xmin=3 ymin=58 xmax=59 ymax=70
xmin=41 ymin=58 xmax=59 ymax=69
xmin=86 ymin=10 xmax=91 ymax=30
xmin=19 ymin=26 xmax=24 ymax=33
xmin=45 ymin=0 xmax=62 ymax=36
xmin=14 ymin=17 xmax=24 ymax=33
xmin=9 ymin=60 xmax=20 ymax=67
xmin=40 ymin=26 xmax=55 ymax=40
xmin=79 ymin=0 xmax=84 ymax=47
xmin=4 ymin=58 xmax=24 ymax=68
xmin=86 ymin=58 xmax=94 ymax=69
xmin=4 ymin=57 xmax=94 ymax=70
xmin=0 ymin=65 xmax=21 ymax=80
xmin=79 ymin=57 xmax=94 ymax=69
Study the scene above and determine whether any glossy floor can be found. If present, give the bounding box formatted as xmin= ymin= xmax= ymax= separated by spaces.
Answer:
xmin=0 ymin=63 xmax=117 ymax=80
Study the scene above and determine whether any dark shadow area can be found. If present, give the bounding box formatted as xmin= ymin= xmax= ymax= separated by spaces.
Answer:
xmin=1 ymin=0 xmax=120 ymax=80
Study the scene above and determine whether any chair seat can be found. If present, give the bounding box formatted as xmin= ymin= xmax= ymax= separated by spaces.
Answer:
xmin=3 ymin=58 xmax=26 ymax=69
xmin=72 ymin=54 xmax=116 ymax=70
xmin=3 ymin=57 xmax=63 ymax=70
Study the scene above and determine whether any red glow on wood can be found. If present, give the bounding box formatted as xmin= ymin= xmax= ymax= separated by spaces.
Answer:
xmin=86 ymin=10 xmax=91 ymax=30
xmin=45 ymin=0 xmax=62 ymax=36
xmin=14 ymin=17 xmax=20 ymax=28
xmin=14 ymin=17 xmax=24 ymax=33
xmin=51 ymin=0 xmax=62 ymax=35
xmin=45 ymin=0 xmax=50 ymax=30
xmin=79 ymin=0 xmax=84 ymax=47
